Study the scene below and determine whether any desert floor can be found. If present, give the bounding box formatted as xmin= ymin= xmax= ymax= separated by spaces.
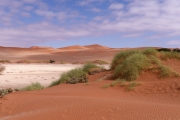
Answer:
xmin=0 ymin=64 xmax=85 ymax=89
xmin=0 ymin=64 xmax=180 ymax=120
xmin=0 ymin=45 xmax=180 ymax=120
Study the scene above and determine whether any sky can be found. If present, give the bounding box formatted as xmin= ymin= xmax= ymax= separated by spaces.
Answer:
xmin=0 ymin=0 xmax=180 ymax=48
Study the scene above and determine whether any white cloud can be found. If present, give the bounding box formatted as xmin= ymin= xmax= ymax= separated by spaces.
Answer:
xmin=78 ymin=0 xmax=105 ymax=6
xmin=0 ymin=22 xmax=92 ymax=46
xmin=167 ymin=40 xmax=180 ymax=45
xmin=90 ymin=7 xmax=101 ymax=12
xmin=109 ymin=3 xmax=124 ymax=10
xmin=1 ymin=0 xmax=180 ymax=47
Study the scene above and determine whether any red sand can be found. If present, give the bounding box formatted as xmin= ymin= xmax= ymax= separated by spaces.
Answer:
xmin=1 ymin=70 xmax=180 ymax=120
xmin=1 ymin=45 xmax=180 ymax=120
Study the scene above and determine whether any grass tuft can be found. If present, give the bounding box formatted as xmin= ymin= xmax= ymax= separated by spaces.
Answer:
xmin=21 ymin=82 xmax=44 ymax=91
xmin=126 ymin=81 xmax=141 ymax=91
xmin=142 ymin=48 xmax=158 ymax=56
xmin=113 ymin=53 xmax=149 ymax=81
xmin=82 ymin=62 xmax=100 ymax=73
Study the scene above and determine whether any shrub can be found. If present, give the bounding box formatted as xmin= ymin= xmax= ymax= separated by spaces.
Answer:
xmin=113 ymin=53 xmax=149 ymax=81
xmin=173 ymin=48 xmax=180 ymax=53
xmin=50 ymin=68 xmax=88 ymax=86
xmin=157 ymin=48 xmax=171 ymax=52
xmin=48 ymin=80 xmax=60 ymax=87
xmin=142 ymin=48 xmax=158 ymax=56
xmin=88 ymin=68 xmax=103 ymax=75
xmin=111 ymin=50 xmax=140 ymax=70
xmin=0 ymin=60 xmax=11 ymax=63
xmin=82 ymin=62 xmax=100 ymax=73
xmin=0 ymin=88 xmax=13 ymax=98
xmin=160 ymin=52 xmax=180 ymax=60
xmin=0 ymin=65 xmax=5 ymax=74
xmin=50 ymin=60 xmax=55 ymax=63
xmin=21 ymin=82 xmax=44 ymax=91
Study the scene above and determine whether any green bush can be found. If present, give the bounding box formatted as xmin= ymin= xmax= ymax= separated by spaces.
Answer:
xmin=49 ymin=68 xmax=88 ymax=87
xmin=21 ymin=82 xmax=44 ymax=91
xmin=157 ymin=48 xmax=171 ymax=52
xmin=142 ymin=48 xmax=158 ymax=56
xmin=160 ymin=52 xmax=180 ymax=60
xmin=113 ymin=53 xmax=149 ymax=81
xmin=0 ymin=88 xmax=13 ymax=98
xmin=82 ymin=62 xmax=100 ymax=73
xmin=173 ymin=48 xmax=180 ymax=53
xmin=111 ymin=50 xmax=140 ymax=70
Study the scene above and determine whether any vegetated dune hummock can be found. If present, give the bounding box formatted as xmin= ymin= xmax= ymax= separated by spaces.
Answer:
xmin=0 ymin=47 xmax=180 ymax=120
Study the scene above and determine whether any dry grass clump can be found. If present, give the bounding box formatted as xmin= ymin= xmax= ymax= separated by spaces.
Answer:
xmin=21 ymin=82 xmax=44 ymax=91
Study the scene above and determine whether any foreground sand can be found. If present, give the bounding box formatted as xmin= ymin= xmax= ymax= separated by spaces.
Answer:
xmin=0 ymin=71 xmax=180 ymax=120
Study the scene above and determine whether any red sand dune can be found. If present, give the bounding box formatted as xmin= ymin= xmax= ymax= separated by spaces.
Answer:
xmin=0 ymin=44 xmax=120 ymax=63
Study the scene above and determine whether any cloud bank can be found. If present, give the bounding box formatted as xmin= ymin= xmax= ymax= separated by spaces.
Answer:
xmin=0 ymin=0 xmax=180 ymax=47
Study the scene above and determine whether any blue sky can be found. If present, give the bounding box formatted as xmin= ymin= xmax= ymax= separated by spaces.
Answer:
xmin=0 ymin=0 xmax=180 ymax=48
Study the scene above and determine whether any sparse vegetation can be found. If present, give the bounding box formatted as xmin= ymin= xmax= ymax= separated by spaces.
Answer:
xmin=0 ymin=60 xmax=11 ymax=63
xmin=0 ymin=88 xmax=13 ymax=98
xmin=111 ymin=48 xmax=180 ymax=81
xmin=142 ymin=48 xmax=158 ymax=56
xmin=160 ymin=52 xmax=180 ymax=60
xmin=173 ymin=48 xmax=180 ymax=53
xmin=21 ymin=82 xmax=44 ymax=91
xmin=157 ymin=48 xmax=171 ymax=52
xmin=16 ymin=60 xmax=31 ymax=63
xmin=49 ymin=68 xmax=88 ymax=87
xmin=126 ymin=81 xmax=141 ymax=91
xmin=50 ymin=60 xmax=55 ymax=63
xmin=111 ymin=50 xmax=139 ymax=70
xmin=102 ymin=84 xmax=110 ymax=89
xmin=49 ymin=63 xmax=104 ymax=87
xmin=113 ymin=53 xmax=149 ymax=81
xmin=82 ymin=62 xmax=101 ymax=73
xmin=91 ymin=60 xmax=109 ymax=65
xmin=0 ymin=65 xmax=5 ymax=74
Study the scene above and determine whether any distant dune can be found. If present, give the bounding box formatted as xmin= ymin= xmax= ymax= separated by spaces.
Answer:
xmin=0 ymin=44 xmax=120 ymax=63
